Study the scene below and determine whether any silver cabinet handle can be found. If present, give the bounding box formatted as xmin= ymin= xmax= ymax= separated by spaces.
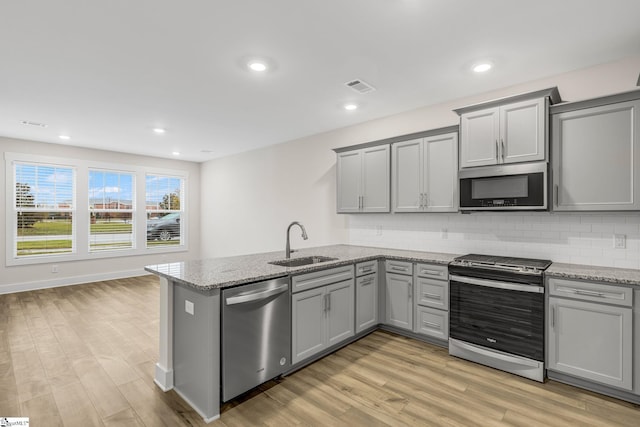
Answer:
xmin=501 ymin=138 xmax=505 ymax=160
xmin=361 ymin=277 xmax=374 ymax=285
xmin=554 ymin=184 xmax=559 ymax=207
xmin=551 ymin=305 xmax=555 ymax=328
xmin=422 ymin=292 xmax=441 ymax=300
xmin=421 ymin=269 xmax=442 ymax=277
xmin=574 ymin=289 xmax=605 ymax=298
xmin=359 ymin=267 xmax=372 ymax=273
xmin=423 ymin=321 xmax=440 ymax=329
xmin=327 ymin=293 xmax=331 ymax=311
xmin=391 ymin=265 xmax=406 ymax=271
xmin=408 ymin=282 xmax=412 ymax=299
xmin=495 ymin=140 xmax=499 ymax=162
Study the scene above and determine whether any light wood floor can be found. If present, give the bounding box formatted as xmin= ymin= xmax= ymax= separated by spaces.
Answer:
xmin=1 ymin=276 xmax=638 ymax=426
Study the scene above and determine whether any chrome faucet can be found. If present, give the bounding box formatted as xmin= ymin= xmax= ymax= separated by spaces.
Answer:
xmin=286 ymin=221 xmax=308 ymax=258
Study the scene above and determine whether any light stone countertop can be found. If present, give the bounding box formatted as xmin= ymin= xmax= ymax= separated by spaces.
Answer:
xmin=546 ymin=262 xmax=640 ymax=287
xmin=144 ymin=244 xmax=459 ymax=291
xmin=145 ymin=243 xmax=640 ymax=292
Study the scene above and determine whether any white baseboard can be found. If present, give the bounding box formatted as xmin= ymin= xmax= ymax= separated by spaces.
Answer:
xmin=0 ymin=268 xmax=151 ymax=294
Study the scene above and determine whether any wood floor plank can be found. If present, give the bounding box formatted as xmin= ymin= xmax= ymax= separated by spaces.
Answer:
xmin=52 ymin=381 xmax=104 ymax=427
xmin=20 ymin=393 xmax=64 ymax=426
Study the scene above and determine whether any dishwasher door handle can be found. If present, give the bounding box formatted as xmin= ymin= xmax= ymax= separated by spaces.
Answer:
xmin=225 ymin=283 xmax=289 ymax=305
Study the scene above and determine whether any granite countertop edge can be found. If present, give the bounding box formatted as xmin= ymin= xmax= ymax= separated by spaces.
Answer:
xmin=144 ymin=244 xmax=459 ymax=291
xmin=145 ymin=244 xmax=640 ymax=291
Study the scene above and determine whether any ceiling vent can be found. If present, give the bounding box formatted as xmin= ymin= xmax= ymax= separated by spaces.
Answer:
xmin=345 ymin=79 xmax=376 ymax=94
xmin=21 ymin=120 xmax=48 ymax=128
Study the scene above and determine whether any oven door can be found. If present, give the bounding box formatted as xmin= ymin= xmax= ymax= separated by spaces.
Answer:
xmin=449 ymin=274 xmax=544 ymax=361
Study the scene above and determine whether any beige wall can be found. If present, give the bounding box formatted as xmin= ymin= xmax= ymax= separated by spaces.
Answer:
xmin=1 ymin=137 xmax=201 ymax=292
xmin=200 ymin=54 xmax=640 ymax=259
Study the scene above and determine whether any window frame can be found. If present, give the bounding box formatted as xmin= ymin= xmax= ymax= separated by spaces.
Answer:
xmin=5 ymin=152 xmax=189 ymax=266
xmin=145 ymin=174 xmax=185 ymax=248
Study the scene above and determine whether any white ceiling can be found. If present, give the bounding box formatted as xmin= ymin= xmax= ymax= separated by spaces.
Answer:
xmin=1 ymin=1 xmax=640 ymax=162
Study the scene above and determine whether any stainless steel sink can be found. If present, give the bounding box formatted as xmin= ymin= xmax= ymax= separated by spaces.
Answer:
xmin=269 ymin=256 xmax=338 ymax=267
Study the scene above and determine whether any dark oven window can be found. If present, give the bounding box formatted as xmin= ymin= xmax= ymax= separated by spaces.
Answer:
xmin=449 ymin=280 xmax=544 ymax=361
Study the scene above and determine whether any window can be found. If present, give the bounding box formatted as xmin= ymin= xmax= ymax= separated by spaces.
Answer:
xmin=14 ymin=162 xmax=75 ymax=258
xmin=89 ymin=170 xmax=135 ymax=252
xmin=6 ymin=152 xmax=188 ymax=266
xmin=146 ymin=175 xmax=184 ymax=247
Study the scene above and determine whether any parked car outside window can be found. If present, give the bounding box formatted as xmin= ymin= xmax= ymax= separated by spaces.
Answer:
xmin=147 ymin=212 xmax=180 ymax=241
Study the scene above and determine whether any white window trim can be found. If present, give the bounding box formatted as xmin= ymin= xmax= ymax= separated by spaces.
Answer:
xmin=5 ymin=152 xmax=189 ymax=267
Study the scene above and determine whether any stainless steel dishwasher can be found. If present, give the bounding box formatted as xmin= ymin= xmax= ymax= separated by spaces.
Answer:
xmin=221 ymin=276 xmax=290 ymax=402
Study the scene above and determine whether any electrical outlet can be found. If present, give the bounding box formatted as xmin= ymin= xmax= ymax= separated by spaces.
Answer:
xmin=614 ymin=234 xmax=626 ymax=249
xmin=51 ymin=265 xmax=59 ymax=273
xmin=185 ymin=300 xmax=194 ymax=315
xmin=441 ymin=229 xmax=448 ymax=239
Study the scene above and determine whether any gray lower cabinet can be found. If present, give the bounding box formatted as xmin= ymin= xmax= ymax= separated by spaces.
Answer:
xmin=291 ymin=267 xmax=355 ymax=365
xmin=547 ymin=278 xmax=633 ymax=390
xmin=385 ymin=260 xmax=413 ymax=331
xmin=551 ymin=94 xmax=640 ymax=211
xmin=413 ymin=263 xmax=449 ymax=341
xmin=355 ymin=260 xmax=378 ymax=333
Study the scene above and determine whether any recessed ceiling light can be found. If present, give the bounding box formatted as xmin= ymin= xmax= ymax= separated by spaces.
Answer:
xmin=153 ymin=128 xmax=166 ymax=134
xmin=248 ymin=61 xmax=268 ymax=72
xmin=172 ymin=151 xmax=180 ymax=156
xmin=59 ymin=135 xmax=71 ymax=140
xmin=344 ymin=103 xmax=358 ymax=111
xmin=473 ymin=62 xmax=493 ymax=73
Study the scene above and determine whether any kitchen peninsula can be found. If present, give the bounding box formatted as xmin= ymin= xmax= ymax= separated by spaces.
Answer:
xmin=145 ymin=244 xmax=640 ymax=423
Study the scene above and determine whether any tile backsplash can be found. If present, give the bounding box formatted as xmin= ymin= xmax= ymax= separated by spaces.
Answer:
xmin=348 ymin=212 xmax=640 ymax=269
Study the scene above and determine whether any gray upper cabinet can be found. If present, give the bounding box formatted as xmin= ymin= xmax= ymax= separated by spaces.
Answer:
xmin=392 ymin=130 xmax=458 ymax=212
xmin=336 ymin=145 xmax=390 ymax=213
xmin=551 ymin=94 xmax=640 ymax=211
xmin=455 ymin=88 xmax=559 ymax=169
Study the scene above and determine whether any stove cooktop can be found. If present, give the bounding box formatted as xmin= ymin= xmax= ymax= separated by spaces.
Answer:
xmin=450 ymin=254 xmax=552 ymax=274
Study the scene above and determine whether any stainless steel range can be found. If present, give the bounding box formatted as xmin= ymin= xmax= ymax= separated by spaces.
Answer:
xmin=448 ymin=254 xmax=552 ymax=382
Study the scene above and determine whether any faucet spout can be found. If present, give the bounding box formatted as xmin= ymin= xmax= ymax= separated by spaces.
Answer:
xmin=286 ymin=221 xmax=308 ymax=258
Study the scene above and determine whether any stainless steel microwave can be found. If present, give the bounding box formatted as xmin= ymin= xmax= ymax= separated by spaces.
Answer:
xmin=459 ymin=162 xmax=548 ymax=211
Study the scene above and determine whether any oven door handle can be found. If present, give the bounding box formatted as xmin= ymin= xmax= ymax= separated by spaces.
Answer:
xmin=449 ymin=274 xmax=543 ymax=294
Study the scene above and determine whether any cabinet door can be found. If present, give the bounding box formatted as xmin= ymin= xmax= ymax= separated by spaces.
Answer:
xmin=460 ymin=107 xmax=499 ymax=168
xmin=548 ymin=297 xmax=632 ymax=390
xmin=291 ymin=287 xmax=326 ymax=364
xmin=326 ymin=279 xmax=355 ymax=347
xmin=552 ymin=100 xmax=640 ymax=211
xmin=362 ymin=145 xmax=390 ymax=212
xmin=336 ymin=150 xmax=362 ymax=213
xmin=385 ymin=273 xmax=413 ymax=330
xmin=356 ymin=274 xmax=378 ymax=333
xmin=424 ymin=132 xmax=458 ymax=212
xmin=501 ymin=98 xmax=546 ymax=164
xmin=392 ymin=138 xmax=422 ymax=212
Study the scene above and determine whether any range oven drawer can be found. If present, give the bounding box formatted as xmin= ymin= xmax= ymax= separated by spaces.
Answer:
xmin=449 ymin=276 xmax=544 ymax=362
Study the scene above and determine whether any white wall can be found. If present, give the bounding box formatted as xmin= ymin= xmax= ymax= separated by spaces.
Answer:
xmin=1 ymin=137 xmax=201 ymax=292
xmin=201 ymin=54 xmax=640 ymax=268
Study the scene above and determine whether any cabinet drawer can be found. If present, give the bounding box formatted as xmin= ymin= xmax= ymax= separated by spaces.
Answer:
xmin=548 ymin=278 xmax=632 ymax=307
xmin=416 ymin=278 xmax=448 ymax=310
xmin=385 ymin=260 xmax=413 ymax=276
xmin=292 ymin=265 xmax=354 ymax=293
xmin=356 ymin=260 xmax=378 ymax=277
xmin=416 ymin=263 xmax=448 ymax=280
xmin=415 ymin=306 xmax=448 ymax=340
